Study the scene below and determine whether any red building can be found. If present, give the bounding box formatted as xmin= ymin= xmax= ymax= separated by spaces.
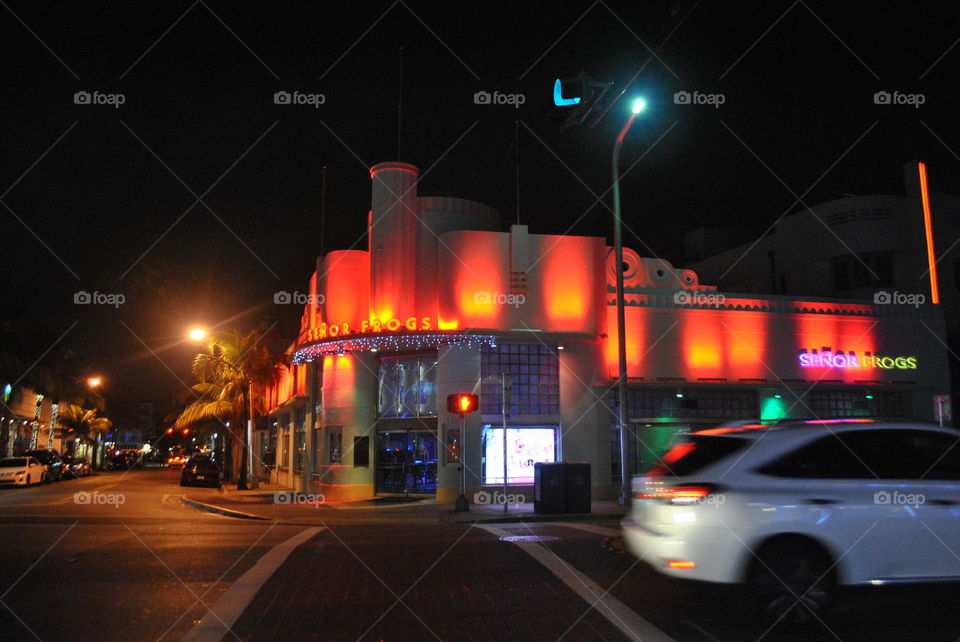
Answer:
xmin=262 ymin=161 xmax=950 ymax=503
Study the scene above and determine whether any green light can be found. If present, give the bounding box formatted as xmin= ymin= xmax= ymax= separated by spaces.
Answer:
xmin=675 ymin=392 xmax=684 ymax=398
xmin=631 ymin=98 xmax=647 ymax=114
xmin=761 ymin=396 xmax=789 ymax=422
xmin=865 ymin=394 xmax=874 ymax=400
xmin=773 ymin=394 xmax=782 ymax=399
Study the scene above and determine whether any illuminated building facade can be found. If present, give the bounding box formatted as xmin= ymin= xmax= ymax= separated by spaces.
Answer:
xmin=263 ymin=161 xmax=951 ymax=503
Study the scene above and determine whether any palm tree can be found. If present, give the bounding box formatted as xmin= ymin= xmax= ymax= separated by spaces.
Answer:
xmin=59 ymin=404 xmax=112 ymax=466
xmin=175 ymin=329 xmax=285 ymax=490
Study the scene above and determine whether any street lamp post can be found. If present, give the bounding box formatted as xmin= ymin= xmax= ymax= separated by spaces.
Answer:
xmin=612 ymin=98 xmax=645 ymax=505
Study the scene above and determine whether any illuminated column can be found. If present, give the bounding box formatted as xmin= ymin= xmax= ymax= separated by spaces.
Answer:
xmin=369 ymin=162 xmax=419 ymax=323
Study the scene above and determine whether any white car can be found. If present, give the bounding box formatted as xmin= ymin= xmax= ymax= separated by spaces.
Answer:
xmin=0 ymin=456 xmax=48 ymax=486
xmin=623 ymin=419 xmax=960 ymax=622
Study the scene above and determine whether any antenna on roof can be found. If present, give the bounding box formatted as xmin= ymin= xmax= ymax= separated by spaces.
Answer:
xmin=515 ymin=120 xmax=521 ymax=226
xmin=397 ymin=46 xmax=403 ymax=159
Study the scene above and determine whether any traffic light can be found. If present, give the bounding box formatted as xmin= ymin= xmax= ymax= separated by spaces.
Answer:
xmin=166 ymin=427 xmax=174 ymax=434
xmin=182 ymin=428 xmax=190 ymax=436
xmin=553 ymin=72 xmax=614 ymax=128
xmin=447 ymin=394 xmax=478 ymax=415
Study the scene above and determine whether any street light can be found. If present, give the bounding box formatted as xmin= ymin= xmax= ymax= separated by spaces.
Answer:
xmin=612 ymin=97 xmax=646 ymax=506
xmin=87 ymin=376 xmax=102 ymax=388
xmin=188 ymin=327 xmax=207 ymax=341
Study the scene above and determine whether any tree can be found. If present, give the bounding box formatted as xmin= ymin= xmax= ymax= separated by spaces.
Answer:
xmin=174 ymin=329 xmax=284 ymax=490
xmin=58 ymin=404 xmax=112 ymax=466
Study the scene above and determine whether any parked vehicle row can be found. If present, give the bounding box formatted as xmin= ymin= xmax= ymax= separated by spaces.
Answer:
xmin=0 ymin=449 xmax=92 ymax=486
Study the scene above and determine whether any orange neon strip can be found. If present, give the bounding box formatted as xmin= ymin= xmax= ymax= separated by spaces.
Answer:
xmin=919 ymin=162 xmax=940 ymax=304
xmin=667 ymin=560 xmax=696 ymax=569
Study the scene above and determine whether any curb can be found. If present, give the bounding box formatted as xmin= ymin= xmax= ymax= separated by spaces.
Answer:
xmin=179 ymin=496 xmax=273 ymax=520
xmin=444 ymin=511 xmax=627 ymax=524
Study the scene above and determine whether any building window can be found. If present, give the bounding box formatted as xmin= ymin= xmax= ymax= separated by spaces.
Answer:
xmin=378 ymin=354 xmax=437 ymax=417
xmin=328 ymin=426 xmax=342 ymax=464
xmin=480 ymin=344 xmax=559 ymax=415
xmin=314 ymin=362 xmax=323 ymax=419
xmin=353 ymin=436 xmax=369 ymax=467
xmin=294 ymin=407 xmax=306 ymax=474
xmin=613 ymin=388 xmax=757 ymax=420
xmin=480 ymin=424 xmax=557 ymax=485
xmin=806 ymin=390 xmax=911 ymax=418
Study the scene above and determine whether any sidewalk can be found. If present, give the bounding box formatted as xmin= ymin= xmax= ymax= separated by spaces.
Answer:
xmin=179 ymin=482 xmax=629 ymax=524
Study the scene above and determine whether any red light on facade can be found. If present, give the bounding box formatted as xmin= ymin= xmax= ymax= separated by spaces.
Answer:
xmin=918 ymin=162 xmax=940 ymax=304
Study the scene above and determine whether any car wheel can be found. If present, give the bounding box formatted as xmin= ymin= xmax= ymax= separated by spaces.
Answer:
xmin=748 ymin=540 xmax=834 ymax=626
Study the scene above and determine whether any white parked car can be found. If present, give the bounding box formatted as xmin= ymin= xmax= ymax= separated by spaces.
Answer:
xmin=0 ymin=456 xmax=48 ymax=486
xmin=623 ymin=419 xmax=960 ymax=622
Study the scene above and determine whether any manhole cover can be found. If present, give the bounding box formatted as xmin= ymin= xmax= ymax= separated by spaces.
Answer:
xmin=499 ymin=535 xmax=559 ymax=543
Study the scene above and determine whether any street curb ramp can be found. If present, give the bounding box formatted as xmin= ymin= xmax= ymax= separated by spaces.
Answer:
xmin=180 ymin=496 xmax=272 ymax=520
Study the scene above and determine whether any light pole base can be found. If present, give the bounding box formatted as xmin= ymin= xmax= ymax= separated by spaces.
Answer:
xmin=454 ymin=494 xmax=470 ymax=512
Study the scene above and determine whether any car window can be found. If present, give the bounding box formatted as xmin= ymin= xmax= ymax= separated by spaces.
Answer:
xmin=758 ymin=433 xmax=876 ymax=479
xmin=645 ymin=436 xmax=749 ymax=478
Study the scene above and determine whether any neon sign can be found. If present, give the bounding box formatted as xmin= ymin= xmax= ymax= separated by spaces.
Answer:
xmin=553 ymin=79 xmax=580 ymax=106
xmin=307 ymin=317 xmax=432 ymax=342
xmin=798 ymin=349 xmax=917 ymax=370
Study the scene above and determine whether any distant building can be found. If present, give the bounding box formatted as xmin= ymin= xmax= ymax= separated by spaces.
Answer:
xmin=261 ymin=161 xmax=951 ymax=504
xmin=689 ymin=161 xmax=960 ymax=424
xmin=0 ymin=386 xmax=69 ymax=456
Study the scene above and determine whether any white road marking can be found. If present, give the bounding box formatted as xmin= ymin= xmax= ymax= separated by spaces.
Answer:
xmin=182 ymin=526 xmax=323 ymax=641
xmin=479 ymin=524 xmax=673 ymax=642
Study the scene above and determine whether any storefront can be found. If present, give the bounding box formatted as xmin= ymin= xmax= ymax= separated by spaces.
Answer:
xmin=264 ymin=161 xmax=952 ymax=503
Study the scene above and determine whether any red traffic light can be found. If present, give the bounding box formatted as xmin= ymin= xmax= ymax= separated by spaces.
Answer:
xmin=447 ymin=394 xmax=478 ymax=415
xmin=166 ymin=428 xmax=174 ymax=434
xmin=182 ymin=428 xmax=190 ymax=435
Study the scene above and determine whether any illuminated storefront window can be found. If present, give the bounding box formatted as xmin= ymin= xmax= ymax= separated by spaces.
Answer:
xmin=294 ymin=407 xmax=306 ymax=474
xmin=481 ymin=425 xmax=557 ymax=485
xmin=480 ymin=344 xmax=559 ymax=415
xmin=378 ymin=354 xmax=438 ymax=417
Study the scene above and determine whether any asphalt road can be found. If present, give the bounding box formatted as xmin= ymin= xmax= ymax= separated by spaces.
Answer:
xmin=0 ymin=468 xmax=958 ymax=641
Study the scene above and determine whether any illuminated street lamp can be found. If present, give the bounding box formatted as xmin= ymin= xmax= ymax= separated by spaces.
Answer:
xmin=87 ymin=376 xmax=102 ymax=388
xmin=188 ymin=327 xmax=207 ymax=341
xmin=612 ymin=97 xmax=646 ymax=505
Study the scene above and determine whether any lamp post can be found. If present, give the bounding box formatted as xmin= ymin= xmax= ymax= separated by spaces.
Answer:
xmin=612 ymin=98 xmax=646 ymax=505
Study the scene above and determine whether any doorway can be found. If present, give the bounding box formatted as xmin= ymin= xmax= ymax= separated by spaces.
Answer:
xmin=375 ymin=430 xmax=438 ymax=495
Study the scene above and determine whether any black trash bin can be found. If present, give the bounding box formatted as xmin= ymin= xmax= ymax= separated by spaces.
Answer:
xmin=534 ymin=462 xmax=566 ymax=514
xmin=565 ymin=462 xmax=591 ymax=514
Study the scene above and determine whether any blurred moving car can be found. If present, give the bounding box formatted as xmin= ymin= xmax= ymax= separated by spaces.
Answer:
xmin=23 ymin=449 xmax=63 ymax=482
xmin=623 ymin=419 xmax=960 ymax=623
xmin=180 ymin=456 xmax=220 ymax=488
xmin=167 ymin=455 xmax=186 ymax=467
xmin=0 ymin=457 xmax=46 ymax=486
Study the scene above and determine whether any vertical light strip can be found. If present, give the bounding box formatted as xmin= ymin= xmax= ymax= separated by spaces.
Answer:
xmin=919 ymin=162 xmax=940 ymax=304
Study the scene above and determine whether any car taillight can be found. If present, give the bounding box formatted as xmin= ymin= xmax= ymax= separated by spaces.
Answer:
xmin=636 ymin=483 xmax=722 ymax=505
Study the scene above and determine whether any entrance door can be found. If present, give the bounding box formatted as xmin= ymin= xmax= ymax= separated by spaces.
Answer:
xmin=376 ymin=431 xmax=438 ymax=495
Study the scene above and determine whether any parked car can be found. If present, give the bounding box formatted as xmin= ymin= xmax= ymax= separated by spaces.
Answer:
xmin=623 ymin=419 xmax=960 ymax=623
xmin=23 ymin=449 xmax=63 ymax=482
xmin=180 ymin=456 xmax=221 ymax=488
xmin=72 ymin=457 xmax=91 ymax=477
xmin=60 ymin=456 xmax=90 ymax=478
xmin=0 ymin=457 xmax=47 ymax=486
xmin=167 ymin=455 xmax=186 ymax=467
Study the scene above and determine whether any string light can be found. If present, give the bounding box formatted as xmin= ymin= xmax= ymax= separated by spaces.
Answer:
xmin=292 ymin=333 xmax=500 ymax=364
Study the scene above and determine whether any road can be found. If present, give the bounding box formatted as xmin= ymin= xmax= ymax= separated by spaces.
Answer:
xmin=0 ymin=467 xmax=958 ymax=641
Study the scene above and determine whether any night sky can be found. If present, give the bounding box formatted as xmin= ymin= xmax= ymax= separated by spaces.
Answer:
xmin=3 ymin=1 xmax=959 ymax=424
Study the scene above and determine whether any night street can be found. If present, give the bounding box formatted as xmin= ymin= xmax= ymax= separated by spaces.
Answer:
xmin=5 ymin=2 xmax=960 ymax=640
xmin=0 ymin=468 xmax=956 ymax=641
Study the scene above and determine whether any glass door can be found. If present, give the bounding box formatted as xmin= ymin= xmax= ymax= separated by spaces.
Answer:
xmin=375 ymin=430 xmax=438 ymax=495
